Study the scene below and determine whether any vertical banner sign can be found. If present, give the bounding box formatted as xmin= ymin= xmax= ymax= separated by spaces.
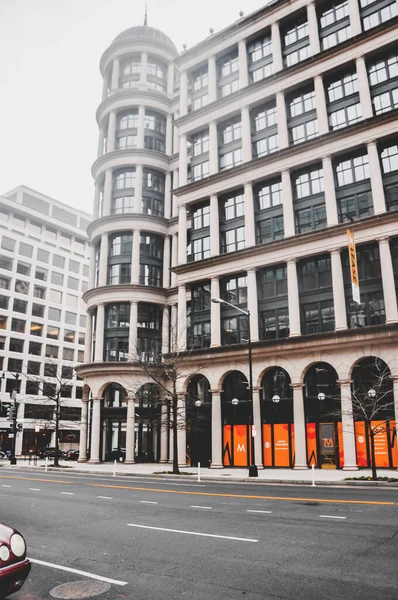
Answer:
xmin=347 ymin=229 xmax=360 ymax=304
xmin=371 ymin=421 xmax=389 ymax=467
xmin=233 ymin=425 xmax=248 ymax=467
xmin=223 ymin=425 xmax=231 ymax=467
xmin=273 ymin=424 xmax=290 ymax=467
xmin=355 ymin=421 xmax=368 ymax=467
xmin=262 ymin=424 xmax=272 ymax=467
xmin=306 ymin=423 xmax=317 ymax=467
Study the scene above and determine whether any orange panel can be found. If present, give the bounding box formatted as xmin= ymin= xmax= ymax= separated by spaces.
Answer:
xmin=233 ymin=425 xmax=249 ymax=467
xmin=223 ymin=425 xmax=231 ymax=467
xmin=291 ymin=423 xmax=295 ymax=466
xmin=355 ymin=421 xmax=368 ymax=467
xmin=389 ymin=421 xmax=398 ymax=468
xmin=371 ymin=421 xmax=389 ymax=468
xmin=337 ymin=422 xmax=344 ymax=468
xmin=263 ymin=424 xmax=272 ymax=467
xmin=273 ymin=423 xmax=290 ymax=467
xmin=306 ymin=423 xmax=317 ymax=467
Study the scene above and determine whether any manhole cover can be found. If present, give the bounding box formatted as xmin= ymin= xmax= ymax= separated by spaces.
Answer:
xmin=50 ymin=580 xmax=111 ymax=599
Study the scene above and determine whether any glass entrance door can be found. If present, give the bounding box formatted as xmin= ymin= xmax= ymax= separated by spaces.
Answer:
xmin=319 ymin=423 xmax=337 ymax=468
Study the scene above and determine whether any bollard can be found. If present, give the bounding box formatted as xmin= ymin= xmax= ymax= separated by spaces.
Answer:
xmin=311 ymin=463 xmax=316 ymax=487
xmin=45 ymin=457 xmax=48 ymax=472
xmin=197 ymin=462 xmax=201 ymax=483
xmin=113 ymin=459 xmax=117 ymax=477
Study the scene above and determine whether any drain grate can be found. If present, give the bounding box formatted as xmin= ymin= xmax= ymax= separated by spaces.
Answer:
xmin=50 ymin=580 xmax=111 ymax=599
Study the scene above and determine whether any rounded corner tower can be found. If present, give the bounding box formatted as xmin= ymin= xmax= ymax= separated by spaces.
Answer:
xmin=79 ymin=21 xmax=181 ymax=464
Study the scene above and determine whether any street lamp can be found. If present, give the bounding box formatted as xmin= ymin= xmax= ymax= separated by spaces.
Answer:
xmin=0 ymin=371 xmax=20 ymax=465
xmin=367 ymin=388 xmax=376 ymax=399
xmin=211 ymin=296 xmax=258 ymax=477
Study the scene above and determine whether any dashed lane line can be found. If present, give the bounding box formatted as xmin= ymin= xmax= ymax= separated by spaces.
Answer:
xmin=190 ymin=505 xmax=212 ymax=509
xmin=319 ymin=515 xmax=347 ymax=520
xmin=29 ymin=558 xmax=128 ymax=585
xmin=98 ymin=496 xmax=113 ymax=500
xmin=127 ymin=523 xmax=258 ymax=542
xmin=247 ymin=510 xmax=272 ymax=514
xmin=29 ymin=488 xmax=41 ymax=491
xmin=61 ymin=491 xmax=74 ymax=495
xmin=1 ymin=485 xmax=12 ymax=488
xmin=140 ymin=500 xmax=158 ymax=504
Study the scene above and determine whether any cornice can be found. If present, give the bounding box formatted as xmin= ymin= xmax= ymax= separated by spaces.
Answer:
xmin=96 ymin=89 xmax=173 ymax=125
xmin=91 ymin=148 xmax=171 ymax=180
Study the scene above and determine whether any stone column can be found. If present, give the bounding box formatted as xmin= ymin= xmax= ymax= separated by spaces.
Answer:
xmin=101 ymin=72 xmax=109 ymax=100
xmin=208 ymin=55 xmax=217 ymax=102
xmin=163 ymin=235 xmax=171 ymax=288
xmin=178 ymin=206 xmax=187 ymax=264
xmin=210 ymin=194 xmax=220 ymax=256
xmin=170 ymin=304 xmax=178 ymax=351
xmin=125 ymin=393 xmax=136 ymax=464
xmin=171 ymin=234 xmax=178 ymax=286
xmin=252 ymin=388 xmax=264 ymax=468
xmin=98 ymin=233 xmax=108 ymax=287
xmin=84 ymin=310 xmax=93 ymax=362
xmin=330 ymin=249 xmax=348 ymax=330
xmin=106 ymin=111 xmax=116 ymax=153
xmin=307 ymin=1 xmax=320 ymax=55
xmin=271 ymin=23 xmax=283 ymax=73
xmin=179 ymin=134 xmax=188 ymax=186
xmin=93 ymin=183 xmax=101 ymax=218
xmin=348 ymin=0 xmax=362 ymax=36
xmin=139 ymin=51 xmax=148 ymax=88
xmin=244 ymin=182 xmax=255 ymax=247
xmin=166 ymin=115 xmax=173 ymax=156
xmin=179 ymin=71 xmax=188 ymax=117
xmin=135 ymin=165 xmax=143 ymax=213
xmin=276 ymin=92 xmax=289 ymax=149
xmin=167 ymin=63 xmax=174 ymax=95
xmin=131 ymin=229 xmax=140 ymax=284
xmin=164 ymin=172 xmax=172 ymax=218
xmin=129 ymin=301 xmax=138 ymax=357
xmin=378 ymin=238 xmax=398 ymax=323
xmin=97 ymin=127 xmax=105 ymax=158
xmin=177 ymin=394 xmax=187 ymax=467
xmin=137 ymin=106 xmax=145 ymax=149
xmin=247 ymin=269 xmax=259 ymax=342
xmin=211 ymin=277 xmax=221 ymax=347
xmin=102 ymin=169 xmax=112 ymax=216
xmin=209 ymin=121 xmax=218 ymax=175
xmin=159 ymin=402 xmax=169 ymax=463
xmin=210 ymin=390 xmax=223 ymax=467
xmin=238 ymin=39 xmax=248 ymax=88
xmin=367 ymin=141 xmax=386 ymax=214
xmin=172 ymin=170 xmax=179 ymax=216
xmin=287 ymin=259 xmax=301 ymax=336
xmin=314 ymin=76 xmax=328 ymax=135
xmin=282 ymin=170 xmax=295 ymax=237
xmin=89 ymin=244 xmax=96 ymax=289
xmin=338 ymin=380 xmax=358 ymax=470
xmin=111 ymin=58 xmax=120 ymax=91
xmin=356 ymin=56 xmax=373 ymax=119
xmin=162 ymin=305 xmax=170 ymax=355
xmin=241 ymin=107 xmax=252 ymax=163
xmin=88 ymin=397 xmax=101 ymax=463
xmin=291 ymin=383 xmax=308 ymax=469
xmin=78 ymin=396 xmax=89 ymax=462
xmin=322 ymin=156 xmax=339 ymax=226
xmin=94 ymin=303 xmax=105 ymax=362
xmin=177 ymin=284 xmax=187 ymax=351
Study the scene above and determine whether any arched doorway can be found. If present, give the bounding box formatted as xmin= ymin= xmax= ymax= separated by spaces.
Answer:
xmin=101 ymin=383 xmax=127 ymax=462
xmin=222 ymin=371 xmax=252 ymax=467
xmin=351 ymin=357 xmax=396 ymax=469
xmin=261 ymin=367 xmax=293 ymax=467
xmin=303 ymin=363 xmax=341 ymax=469
xmin=186 ymin=375 xmax=211 ymax=467
xmin=135 ymin=383 xmax=161 ymax=462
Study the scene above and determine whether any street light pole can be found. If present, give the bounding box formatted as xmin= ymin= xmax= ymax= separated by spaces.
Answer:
xmin=211 ymin=297 xmax=258 ymax=477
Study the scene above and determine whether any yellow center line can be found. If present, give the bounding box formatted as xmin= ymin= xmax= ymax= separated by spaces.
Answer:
xmin=0 ymin=475 xmax=73 ymax=484
xmin=85 ymin=483 xmax=396 ymax=506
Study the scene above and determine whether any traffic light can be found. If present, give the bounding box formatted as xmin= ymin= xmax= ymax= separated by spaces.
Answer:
xmin=17 ymin=423 xmax=23 ymax=432
xmin=6 ymin=405 xmax=11 ymax=421
xmin=7 ymin=404 xmax=17 ymax=423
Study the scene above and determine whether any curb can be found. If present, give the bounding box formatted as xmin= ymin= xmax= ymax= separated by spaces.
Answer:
xmin=2 ymin=464 xmax=398 ymax=487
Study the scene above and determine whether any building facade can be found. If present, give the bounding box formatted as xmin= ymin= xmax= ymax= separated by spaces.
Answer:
xmin=78 ymin=0 xmax=398 ymax=469
xmin=0 ymin=187 xmax=91 ymax=455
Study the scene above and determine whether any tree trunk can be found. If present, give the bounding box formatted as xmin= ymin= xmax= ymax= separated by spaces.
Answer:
xmin=172 ymin=394 xmax=180 ymax=475
xmin=369 ymin=428 xmax=377 ymax=481
xmin=54 ymin=399 xmax=60 ymax=468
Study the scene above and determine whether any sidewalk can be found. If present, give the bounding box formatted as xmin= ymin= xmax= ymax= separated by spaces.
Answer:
xmin=3 ymin=458 xmax=398 ymax=485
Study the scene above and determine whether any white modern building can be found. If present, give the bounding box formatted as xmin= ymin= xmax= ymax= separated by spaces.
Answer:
xmin=78 ymin=0 xmax=398 ymax=469
xmin=0 ymin=186 xmax=91 ymax=456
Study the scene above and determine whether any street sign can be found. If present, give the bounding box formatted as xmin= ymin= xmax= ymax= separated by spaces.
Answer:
xmin=252 ymin=425 xmax=257 ymax=437
xmin=347 ymin=229 xmax=360 ymax=305
xmin=8 ymin=433 xmax=14 ymax=439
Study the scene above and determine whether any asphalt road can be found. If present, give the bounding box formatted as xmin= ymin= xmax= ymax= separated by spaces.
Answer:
xmin=0 ymin=468 xmax=397 ymax=600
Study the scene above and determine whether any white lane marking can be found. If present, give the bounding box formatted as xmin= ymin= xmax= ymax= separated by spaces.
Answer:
xmin=190 ymin=505 xmax=212 ymax=510
xmin=140 ymin=500 xmax=158 ymax=504
xmin=319 ymin=515 xmax=347 ymax=520
xmin=61 ymin=492 xmax=74 ymax=495
xmin=29 ymin=488 xmax=41 ymax=491
xmin=127 ymin=523 xmax=258 ymax=542
xmin=247 ymin=510 xmax=272 ymax=514
xmin=98 ymin=496 xmax=113 ymax=500
xmin=29 ymin=558 xmax=128 ymax=586
xmin=1 ymin=485 xmax=12 ymax=488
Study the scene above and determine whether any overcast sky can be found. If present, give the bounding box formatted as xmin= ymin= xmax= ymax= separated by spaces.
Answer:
xmin=0 ymin=0 xmax=266 ymax=213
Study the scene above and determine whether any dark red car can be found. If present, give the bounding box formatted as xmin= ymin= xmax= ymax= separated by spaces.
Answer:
xmin=0 ymin=522 xmax=31 ymax=598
